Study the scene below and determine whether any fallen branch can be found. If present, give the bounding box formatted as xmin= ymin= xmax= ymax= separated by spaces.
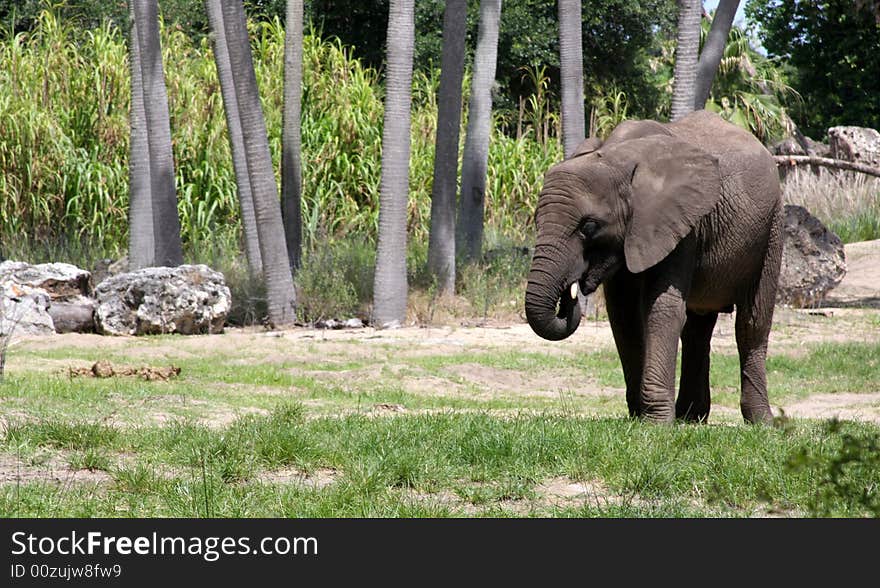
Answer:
xmin=774 ymin=155 xmax=880 ymax=178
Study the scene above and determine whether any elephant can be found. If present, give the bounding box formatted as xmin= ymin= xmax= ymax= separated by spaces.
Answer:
xmin=524 ymin=110 xmax=783 ymax=424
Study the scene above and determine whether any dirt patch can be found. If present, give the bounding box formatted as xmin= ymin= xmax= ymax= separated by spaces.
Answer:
xmin=403 ymin=476 xmax=651 ymax=516
xmin=400 ymin=488 xmax=482 ymax=516
xmin=370 ymin=403 xmax=406 ymax=413
xmin=0 ymin=452 xmax=111 ymax=485
xmin=254 ymin=466 xmax=339 ymax=488
xmin=99 ymin=393 xmax=269 ymax=429
xmin=0 ymin=408 xmax=32 ymax=436
xmin=202 ymin=406 xmax=271 ymax=428
xmin=781 ymin=392 xmax=880 ymax=424
xmin=399 ymin=374 xmax=466 ymax=398
xmin=448 ymin=363 xmax=616 ymax=399
xmin=824 ymin=239 xmax=880 ymax=308
xmin=535 ymin=476 xmax=635 ymax=509
xmin=515 ymin=477 xmax=793 ymax=517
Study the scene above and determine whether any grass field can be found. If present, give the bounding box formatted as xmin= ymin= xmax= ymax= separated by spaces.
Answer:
xmin=2 ymin=307 xmax=879 ymax=518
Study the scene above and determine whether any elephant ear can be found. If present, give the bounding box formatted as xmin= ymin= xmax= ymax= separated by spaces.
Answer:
xmin=569 ymin=136 xmax=603 ymax=159
xmin=606 ymin=135 xmax=722 ymax=274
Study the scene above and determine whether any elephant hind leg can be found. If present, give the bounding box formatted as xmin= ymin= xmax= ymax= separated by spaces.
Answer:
xmin=735 ymin=314 xmax=773 ymax=424
xmin=676 ymin=310 xmax=718 ymax=422
xmin=736 ymin=207 xmax=783 ymax=424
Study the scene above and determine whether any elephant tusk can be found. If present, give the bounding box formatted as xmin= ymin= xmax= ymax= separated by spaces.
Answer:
xmin=570 ymin=282 xmax=578 ymax=300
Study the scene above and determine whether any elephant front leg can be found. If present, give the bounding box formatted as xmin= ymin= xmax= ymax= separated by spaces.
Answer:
xmin=604 ymin=272 xmax=644 ymax=417
xmin=676 ymin=310 xmax=718 ymax=422
xmin=640 ymin=284 xmax=688 ymax=424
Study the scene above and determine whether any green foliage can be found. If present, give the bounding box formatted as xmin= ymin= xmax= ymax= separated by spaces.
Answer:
xmin=786 ymin=419 xmax=880 ymax=516
xmin=299 ymin=0 xmax=678 ymax=122
xmin=512 ymin=64 xmax=559 ymax=144
xmin=746 ymin=0 xmax=880 ymax=138
xmin=5 ymin=419 xmax=119 ymax=450
xmin=0 ymin=9 xmax=561 ymax=261
xmin=0 ymin=0 xmax=209 ymax=36
xmin=457 ymin=244 xmax=532 ymax=320
xmin=702 ymin=22 xmax=798 ymax=144
xmin=579 ymin=0 xmax=678 ymax=118
xmin=830 ymin=211 xmax=880 ymax=244
xmin=294 ymin=239 xmax=375 ymax=323
xmin=0 ymin=10 xmax=129 ymax=253
xmin=589 ymin=86 xmax=629 ymax=139
xmin=67 ymin=448 xmax=112 ymax=472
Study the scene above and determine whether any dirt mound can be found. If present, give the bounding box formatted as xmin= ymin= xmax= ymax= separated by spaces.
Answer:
xmin=66 ymin=360 xmax=181 ymax=381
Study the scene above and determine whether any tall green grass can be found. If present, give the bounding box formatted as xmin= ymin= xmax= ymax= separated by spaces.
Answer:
xmin=0 ymin=9 xmax=562 ymax=260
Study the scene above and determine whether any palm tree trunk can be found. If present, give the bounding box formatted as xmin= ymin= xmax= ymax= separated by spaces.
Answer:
xmin=669 ymin=0 xmax=702 ymax=122
xmin=372 ymin=0 xmax=415 ymax=327
xmin=205 ymin=0 xmax=263 ymax=278
xmin=131 ymin=0 xmax=183 ymax=267
xmin=281 ymin=0 xmax=305 ymax=273
xmin=693 ymin=0 xmax=740 ymax=110
xmin=221 ymin=1 xmax=297 ymax=327
xmin=558 ymin=0 xmax=585 ymax=158
xmin=128 ymin=1 xmax=154 ymax=269
xmin=426 ymin=0 xmax=467 ymax=296
xmin=456 ymin=0 xmax=502 ymax=263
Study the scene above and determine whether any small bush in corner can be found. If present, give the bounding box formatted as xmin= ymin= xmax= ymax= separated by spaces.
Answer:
xmin=786 ymin=419 xmax=880 ymax=517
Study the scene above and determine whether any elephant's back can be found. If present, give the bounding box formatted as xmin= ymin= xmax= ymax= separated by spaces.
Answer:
xmin=669 ymin=111 xmax=770 ymax=161
xmin=673 ymin=112 xmax=782 ymax=310
xmin=669 ymin=110 xmax=780 ymax=215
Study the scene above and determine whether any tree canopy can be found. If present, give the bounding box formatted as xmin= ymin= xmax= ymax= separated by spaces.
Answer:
xmin=746 ymin=0 xmax=880 ymax=138
xmin=303 ymin=0 xmax=678 ymax=119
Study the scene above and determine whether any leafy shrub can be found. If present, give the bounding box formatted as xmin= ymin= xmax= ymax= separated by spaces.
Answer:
xmin=294 ymin=239 xmax=375 ymax=324
xmin=786 ymin=419 xmax=880 ymax=517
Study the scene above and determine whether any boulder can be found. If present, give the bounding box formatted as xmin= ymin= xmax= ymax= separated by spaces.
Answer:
xmin=771 ymin=135 xmax=831 ymax=157
xmin=0 ymin=282 xmax=54 ymax=336
xmin=0 ymin=261 xmax=92 ymax=300
xmin=0 ymin=261 xmax=95 ymax=335
xmin=314 ymin=318 xmax=365 ymax=329
xmin=94 ymin=265 xmax=231 ymax=336
xmin=828 ymin=126 xmax=880 ymax=168
xmin=91 ymin=256 xmax=129 ymax=286
xmin=778 ymin=205 xmax=847 ymax=307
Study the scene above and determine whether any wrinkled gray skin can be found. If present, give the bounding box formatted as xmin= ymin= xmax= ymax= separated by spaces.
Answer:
xmin=525 ymin=111 xmax=783 ymax=424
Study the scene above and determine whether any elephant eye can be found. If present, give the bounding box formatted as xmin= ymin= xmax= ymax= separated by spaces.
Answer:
xmin=578 ymin=220 xmax=599 ymax=239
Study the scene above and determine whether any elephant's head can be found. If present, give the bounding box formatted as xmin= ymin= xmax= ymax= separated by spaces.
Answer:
xmin=525 ymin=120 xmax=722 ymax=341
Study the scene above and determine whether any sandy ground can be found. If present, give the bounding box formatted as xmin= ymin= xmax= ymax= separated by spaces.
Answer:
xmin=824 ymin=239 xmax=880 ymax=307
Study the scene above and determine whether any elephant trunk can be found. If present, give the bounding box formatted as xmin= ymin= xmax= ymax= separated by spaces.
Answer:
xmin=525 ymin=248 xmax=582 ymax=341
